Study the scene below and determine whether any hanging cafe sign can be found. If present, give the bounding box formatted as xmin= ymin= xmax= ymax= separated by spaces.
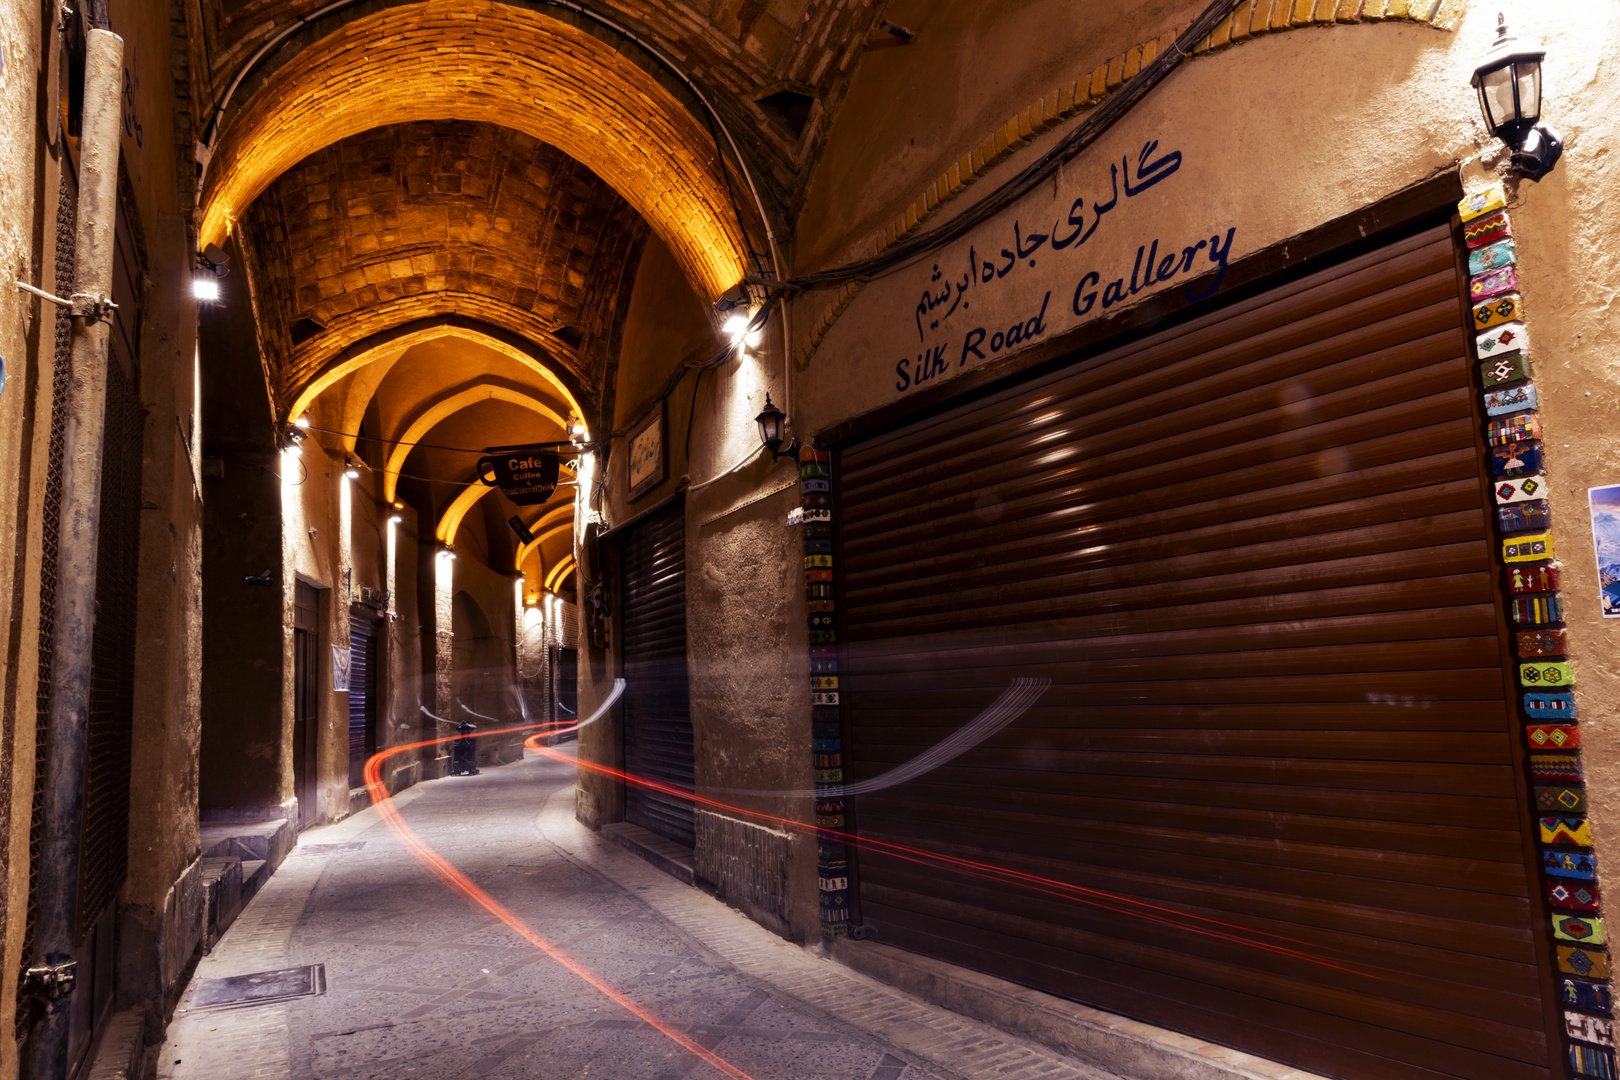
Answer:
xmin=477 ymin=443 xmax=564 ymax=505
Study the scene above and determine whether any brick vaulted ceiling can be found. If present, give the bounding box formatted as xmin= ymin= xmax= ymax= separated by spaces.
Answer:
xmin=238 ymin=120 xmax=649 ymax=421
xmin=183 ymin=0 xmax=887 ymax=219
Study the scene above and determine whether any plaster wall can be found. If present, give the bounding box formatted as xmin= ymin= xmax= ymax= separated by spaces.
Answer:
xmin=282 ymin=426 xmax=441 ymax=809
xmin=121 ymin=201 xmax=205 ymax=1023
xmin=781 ymin=3 xmax=1620 ymax=900
xmin=47 ymin=0 xmax=209 ymax=1036
xmin=0 ymin=0 xmax=209 ymax=1046
xmin=795 ymin=0 xmax=1205 ymax=271
xmin=445 ymin=512 xmax=526 ymax=767
xmin=381 ymin=506 xmax=426 ymax=790
xmin=282 ymin=438 xmax=349 ymax=823
xmin=579 ymin=229 xmax=818 ymax=935
xmin=575 ymin=0 xmax=1620 ymax=983
xmin=0 ymin=0 xmax=56 ymax=1059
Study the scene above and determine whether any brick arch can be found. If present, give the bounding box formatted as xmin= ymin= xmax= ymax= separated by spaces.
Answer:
xmin=287 ymin=317 xmax=589 ymax=432
xmin=202 ymin=0 xmax=750 ymax=302
xmin=514 ymin=503 xmax=574 ymax=575
xmin=383 ymin=379 xmax=572 ymax=506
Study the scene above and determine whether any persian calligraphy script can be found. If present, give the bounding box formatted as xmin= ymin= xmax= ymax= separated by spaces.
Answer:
xmin=893 ymin=139 xmax=1238 ymax=396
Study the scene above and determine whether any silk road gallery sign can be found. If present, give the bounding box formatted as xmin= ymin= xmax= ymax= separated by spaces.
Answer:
xmin=812 ymin=136 xmax=1242 ymax=411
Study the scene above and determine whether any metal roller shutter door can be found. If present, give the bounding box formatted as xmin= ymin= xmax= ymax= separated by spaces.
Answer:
xmin=349 ymin=616 xmax=378 ymax=790
xmin=620 ymin=501 xmax=695 ymax=847
xmin=837 ymin=224 xmax=1556 ymax=1080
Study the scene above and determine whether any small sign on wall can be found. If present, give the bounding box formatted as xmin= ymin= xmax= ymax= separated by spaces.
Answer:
xmin=1588 ymin=483 xmax=1620 ymax=618
xmin=331 ymin=645 xmax=350 ymax=692
xmin=627 ymin=400 xmax=667 ymax=501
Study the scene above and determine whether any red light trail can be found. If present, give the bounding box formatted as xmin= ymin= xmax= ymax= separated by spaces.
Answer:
xmin=520 ymin=734 xmax=1377 ymax=979
xmin=359 ymin=700 xmax=1379 ymax=1080
xmin=362 ymin=724 xmax=763 ymax=1080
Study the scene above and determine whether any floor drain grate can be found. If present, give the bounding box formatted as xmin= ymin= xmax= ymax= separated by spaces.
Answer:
xmin=193 ymin=965 xmax=326 ymax=1008
xmin=298 ymin=842 xmax=366 ymax=856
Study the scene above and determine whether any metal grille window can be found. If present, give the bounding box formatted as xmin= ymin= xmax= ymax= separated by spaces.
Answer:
xmin=618 ymin=501 xmax=694 ymax=847
xmin=79 ymin=356 xmax=143 ymax=936
xmin=19 ymin=171 xmax=78 ymax=1034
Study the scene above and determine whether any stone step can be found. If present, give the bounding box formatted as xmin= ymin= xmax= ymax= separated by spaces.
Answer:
xmin=600 ymin=821 xmax=695 ymax=885
xmin=82 ymin=1008 xmax=143 ymax=1080
xmin=240 ymin=859 xmax=268 ymax=904
xmin=200 ymin=817 xmax=294 ymax=866
xmin=198 ymin=857 xmax=242 ymax=950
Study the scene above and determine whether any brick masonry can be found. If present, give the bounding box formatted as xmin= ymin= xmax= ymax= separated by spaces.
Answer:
xmin=238 ymin=119 xmax=647 ymax=418
xmin=185 ymin=0 xmax=887 ymax=228
xmin=199 ymin=0 xmax=753 ymax=305
xmin=694 ymin=808 xmax=792 ymax=922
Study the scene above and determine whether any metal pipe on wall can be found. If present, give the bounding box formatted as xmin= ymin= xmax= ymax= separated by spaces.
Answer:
xmin=23 ymin=26 xmax=125 ymax=1080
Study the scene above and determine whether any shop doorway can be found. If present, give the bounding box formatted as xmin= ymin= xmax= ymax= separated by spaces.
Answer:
xmin=617 ymin=501 xmax=694 ymax=847
xmin=836 ymin=222 xmax=1559 ymax=1080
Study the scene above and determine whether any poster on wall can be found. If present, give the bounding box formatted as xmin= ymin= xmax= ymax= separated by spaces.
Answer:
xmin=1587 ymin=484 xmax=1620 ymax=617
xmin=332 ymin=645 xmax=351 ymax=691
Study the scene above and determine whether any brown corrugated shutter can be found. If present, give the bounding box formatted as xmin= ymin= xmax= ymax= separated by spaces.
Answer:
xmin=838 ymin=224 xmax=1554 ymax=1080
xmin=619 ymin=500 xmax=694 ymax=847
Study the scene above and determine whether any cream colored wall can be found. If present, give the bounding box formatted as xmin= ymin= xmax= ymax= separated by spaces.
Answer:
xmin=793 ymin=16 xmax=1496 ymax=423
xmin=0 ymin=0 xmax=210 ymax=1046
xmin=111 ymin=0 xmax=207 ymax=982
xmin=283 ymin=438 xmax=347 ymax=821
xmin=0 ymin=0 xmax=53 ymax=1062
xmin=581 ymin=3 xmax=1620 ymax=945
xmin=795 ymin=0 xmax=1206 ymax=271
xmin=771 ymin=1 xmax=1620 ymax=932
xmin=577 ymin=198 xmax=819 ymax=935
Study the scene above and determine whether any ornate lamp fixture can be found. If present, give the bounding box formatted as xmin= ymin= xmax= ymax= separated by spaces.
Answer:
xmin=1472 ymin=13 xmax=1561 ymax=181
xmin=754 ymin=394 xmax=799 ymax=462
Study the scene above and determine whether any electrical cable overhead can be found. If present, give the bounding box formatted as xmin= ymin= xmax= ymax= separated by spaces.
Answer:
xmin=770 ymin=0 xmax=1242 ymax=293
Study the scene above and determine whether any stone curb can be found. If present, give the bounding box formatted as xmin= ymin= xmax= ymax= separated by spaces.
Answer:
xmin=830 ymin=939 xmax=1328 ymax=1080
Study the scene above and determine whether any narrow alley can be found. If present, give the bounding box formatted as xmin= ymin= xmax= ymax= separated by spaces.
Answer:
xmin=158 ymin=748 xmax=1146 ymax=1080
xmin=5 ymin=1 xmax=1620 ymax=1078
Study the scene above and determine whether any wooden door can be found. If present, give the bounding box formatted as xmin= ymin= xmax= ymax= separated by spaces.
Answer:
xmin=293 ymin=582 xmax=320 ymax=828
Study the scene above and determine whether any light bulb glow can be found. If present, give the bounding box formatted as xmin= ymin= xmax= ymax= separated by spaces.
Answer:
xmin=294 ymin=415 xmax=311 ymax=429
xmin=723 ymin=314 xmax=749 ymax=341
xmin=344 ymin=467 xmax=360 ymax=480
xmin=192 ymin=278 xmax=221 ymax=302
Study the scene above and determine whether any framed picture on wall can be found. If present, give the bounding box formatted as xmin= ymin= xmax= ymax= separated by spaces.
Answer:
xmin=628 ymin=400 xmax=667 ymax=501
xmin=331 ymin=644 xmax=351 ymax=692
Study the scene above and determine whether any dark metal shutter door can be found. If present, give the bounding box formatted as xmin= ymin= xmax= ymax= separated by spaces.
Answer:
xmin=619 ymin=502 xmax=694 ymax=846
xmin=348 ymin=616 xmax=377 ymax=789
xmin=839 ymin=224 xmax=1554 ymax=1080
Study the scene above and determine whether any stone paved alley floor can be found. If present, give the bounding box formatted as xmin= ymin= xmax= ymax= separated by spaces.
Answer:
xmin=157 ymin=748 xmax=1116 ymax=1080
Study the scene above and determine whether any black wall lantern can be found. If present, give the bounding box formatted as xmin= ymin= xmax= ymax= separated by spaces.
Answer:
xmin=1472 ymin=13 xmax=1561 ymax=181
xmin=754 ymin=394 xmax=799 ymax=462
